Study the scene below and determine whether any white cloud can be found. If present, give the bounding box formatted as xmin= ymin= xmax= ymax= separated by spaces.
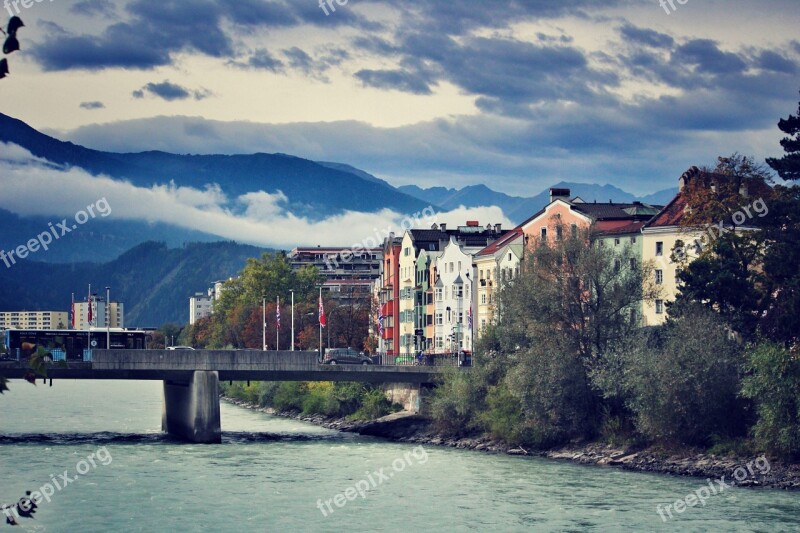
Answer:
xmin=0 ymin=144 xmax=514 ymax=249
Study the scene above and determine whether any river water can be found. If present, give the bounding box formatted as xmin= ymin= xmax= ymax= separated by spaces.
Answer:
xmin=0 ymin=380 xmax=798 ymax=532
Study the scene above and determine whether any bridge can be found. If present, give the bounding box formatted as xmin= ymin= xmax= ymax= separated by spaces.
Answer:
xmin=0 ymin=350 xmax=451 ymax=444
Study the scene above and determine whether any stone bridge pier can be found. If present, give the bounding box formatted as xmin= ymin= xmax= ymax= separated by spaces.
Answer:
xmin=162 ymin=371 xmax=221 ymax=444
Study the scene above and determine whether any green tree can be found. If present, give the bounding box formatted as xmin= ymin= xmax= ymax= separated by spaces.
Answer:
xmin=741 ymin=342 xmax=800 ymax=457
xmin=766 ymin=90 xmax=800 ymax=181
xmin=596 ymin=306 xmax=745 ymax=446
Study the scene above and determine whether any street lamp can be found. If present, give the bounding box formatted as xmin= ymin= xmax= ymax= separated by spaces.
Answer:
xmin=262 ymin=295 xmax=266 ymax=351
xmin=105 ymin=286 xmax=110 ymax=350
xmin=290 ymin=289 xmax=295 ymax=351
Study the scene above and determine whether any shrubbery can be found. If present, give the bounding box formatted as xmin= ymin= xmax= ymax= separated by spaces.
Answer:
xmin=221 ymin=380 xmax=400 ymax=420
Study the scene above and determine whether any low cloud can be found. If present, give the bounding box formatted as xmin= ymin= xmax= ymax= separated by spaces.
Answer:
xmin=79 ymin=101 xmax=105 ymax=110
xmin=132 ymin=81 xmax=212 ymax=101
xmin=0 ymin=144 xmax=512 ymax=249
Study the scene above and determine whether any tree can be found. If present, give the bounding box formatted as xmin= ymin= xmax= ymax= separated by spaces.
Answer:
xmin=741 ymin=341 xmax=800 ymax=457
xmin=766 ymin=90 xmax=800 ymax=181
xmin=596 ymin=305 xmax=746 ymax=446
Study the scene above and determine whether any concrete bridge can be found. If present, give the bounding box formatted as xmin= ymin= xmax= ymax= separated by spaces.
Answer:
xmin=0 ymin=350 xmax=450 ymax=444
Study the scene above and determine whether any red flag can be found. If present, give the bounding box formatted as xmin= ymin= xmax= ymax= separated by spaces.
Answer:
xmin=70 ymin=293 xmax=75 ymax=329
xmin=319 ymin=295 xmax=326 ymax=328
xmin=87 ymin=295 xmax=93 ymax=324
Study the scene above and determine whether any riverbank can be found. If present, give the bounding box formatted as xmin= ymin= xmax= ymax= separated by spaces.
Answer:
xmin=222 ymin=397 xmax=800 ymax=490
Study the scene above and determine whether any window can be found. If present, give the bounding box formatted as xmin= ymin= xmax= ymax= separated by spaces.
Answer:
xmin=435 ymin=313 xmax=443 ymax=325
xmin=455 ymin=285 xmax=463 ymax=298
xmin=655 ymin=269 xmax=663 ymax=284
xmin=655 ymin=300 xmax=664 ymax=314
xmin=540 ymin=227 xmax=547 ymax=241
xmin=571 ymin=224 xmax=578 ymax=238
xmin=508 ymin=253 xmax=512 ymax=261
xmin=614 ymin=259 xmax=621 ymax=272
xmin=555 ymin=226 xmax=563 ymax=241
xmin=481 ymin=294 xmax=487 ymax=304
xmin=630 ymin=258 xmax=637 ymax=270
xmin=481 ymin=319 xmax=486 ymax=330
xmin=435 ymin=288 xmax=442 ymax=301
xmin=614 ymin=238 xmax=620 ymax=246
xmin=479 ymin=269 xmax=484 ymax=280
xmin=631 ymin=236 xmax=637 ymax=244
xmin=446 ymin=309 xmax=451 ymax=323
xmin=457 ymin=312 xmax=463 ymax=324
xmin=656 ymin=241 xmax=664 ymax=256
xmin=449 ymin=262 xmax=454 ymax=273
xmin=458 ymin=261 xmax=462 ymax=271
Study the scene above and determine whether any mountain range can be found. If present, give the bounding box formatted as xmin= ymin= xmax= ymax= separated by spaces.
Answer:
xmin=0 ymin=241 xmax=265 ymax=327
xmin=399 ymin=183 xmax=677 ymax=223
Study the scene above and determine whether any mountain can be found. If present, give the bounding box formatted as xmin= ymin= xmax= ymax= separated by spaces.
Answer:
xmin=0 ymin=113 xmax=433 ymax=220
xmin=0 ymin=208 xmax=223 ymax=263
xmin=0 ymin=241 xmax=266 ymax=326
xmin=400 ymin=182 xmax=679 ymax=223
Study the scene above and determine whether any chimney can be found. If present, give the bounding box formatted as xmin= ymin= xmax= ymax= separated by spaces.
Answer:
xmin=440 ymin=223 xmax=447 ymax=232
xmin=550 ymin=188 xmax=571 ymax=203
xmin=467 ymin=220 xmax=479 ymax=227
xmin=494 ymin=223 xmax=502 ymax=233
xmin=679 ymin=166 xmax=700 ymax=191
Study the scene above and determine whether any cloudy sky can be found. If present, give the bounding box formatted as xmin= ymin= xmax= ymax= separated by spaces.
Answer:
xmin=2 ymin=0 xmax=799 ymax=199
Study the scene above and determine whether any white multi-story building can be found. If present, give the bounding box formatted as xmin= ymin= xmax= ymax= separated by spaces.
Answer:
xmin=433 ymin=237 xmax=482 ymax=353
xmin=74 ymin=299 xmax=124 ymax=330
xmin=189 ymin=292 xmax=215 ymax=325
xmin=0 ymin=310 xmax=69 ymax=330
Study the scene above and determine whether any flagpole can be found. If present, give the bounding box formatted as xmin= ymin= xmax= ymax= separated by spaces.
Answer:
xmin=87 ymin=284 xmax=91 ymax=359
xmin=262 ymin=296 xmax=266 ymax=351
xmin=319 ymin=286 xmax=323 ymax=361
xmin=276 ymin=296 xmax=280 ymax=351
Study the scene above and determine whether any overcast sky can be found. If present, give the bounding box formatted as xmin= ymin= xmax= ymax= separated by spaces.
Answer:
xmin=2 ymin=0 xmax=799 ymax=197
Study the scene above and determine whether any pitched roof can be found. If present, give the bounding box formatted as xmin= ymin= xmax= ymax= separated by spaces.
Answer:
xmin=644 ymin=192 xmax=685 ymax=229
xmin=594 ymin=220 xmax=648 ymax=236
xmin=476 ymin=228 xmax=524 ymax=257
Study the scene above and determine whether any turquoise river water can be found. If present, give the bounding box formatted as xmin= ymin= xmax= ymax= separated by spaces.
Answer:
xmin=0 ymin=380 xmax=798 ymax=532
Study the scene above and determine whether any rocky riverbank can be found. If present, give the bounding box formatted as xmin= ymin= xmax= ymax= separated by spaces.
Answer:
xmin=222 ymin=397 xmax=800 ymax=490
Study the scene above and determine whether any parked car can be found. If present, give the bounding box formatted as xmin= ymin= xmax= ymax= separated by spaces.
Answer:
xmin=167 ymin=346 xmax=195 ymax=351
xmin=323 ymin=348 xmax=372 ymax=365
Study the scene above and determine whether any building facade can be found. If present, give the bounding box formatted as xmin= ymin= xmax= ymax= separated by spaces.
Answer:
xmin=189 ymin=292 xmax=214 ymax=325
xmin=473 ymin=228 xmax=523 ymax=340
xmin=0 ymin=311 xmax=68 ymax=330
xmin=74 ymin=299 xmax=124 ymax=330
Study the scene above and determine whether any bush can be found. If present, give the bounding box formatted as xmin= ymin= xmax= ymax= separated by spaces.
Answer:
xmin=608 ymin=307 xmax=746 ymax=446
xmin=428 ymin=368 xmax=482 ymax=436
xmin=272 ymin=382 xmax=306 ymax=412
xmin=353 ymin=388 xmax=394 ymax=420
xmin=742 ymin=341 xmax=800 ymax=457
xmin=480 ymin=384 xmax=525 ymax=444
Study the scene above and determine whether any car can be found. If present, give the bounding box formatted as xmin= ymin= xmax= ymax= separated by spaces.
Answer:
xmin=323 ymin=348 xmax=372 ymax=365
xmin=167 ymin=346 xmax=195 ymax=351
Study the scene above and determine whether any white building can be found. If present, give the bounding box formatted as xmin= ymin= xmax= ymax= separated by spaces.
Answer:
xmin=74 ymin=299 xmax=124 ymax=330
xmin=433 ymin=237 xmax=481 ymax=353
xmin=189 ymin=292 xmax=215 ymax=325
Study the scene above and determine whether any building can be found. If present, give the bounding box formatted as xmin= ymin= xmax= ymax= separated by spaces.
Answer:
xmin=0 ymin=310 xmax=69 ymax=330
xmin=641 ymin=166 xmax=761 ymax=325
xmin=288 ymin=247 xmax=382 ymax=282
xmin=432 ymin=237 xmax=484 ymax=353
xmin=74 ymin=298 xmax=124 ymax=330
xmin=377 ymin=236 xmax=402 ymax=355
xmin=473 ymin=228 xmax=524 ymax=340
xmin=189 ymin=291 xmax=215 ymax=325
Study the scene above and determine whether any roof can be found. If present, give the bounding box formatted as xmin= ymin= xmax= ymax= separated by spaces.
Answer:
xmin=594 ymin=220 xmax=647 ymax=236
xmin=644 ymin=192 xmax=685 ymax=229
xmin=572 ymin=202 xmax=662 ymax=221
xmin=291 ymin=247 xmax=382 ymax=254
xmin=409 ymin=227 xmax=501 ymax=251
xmin=476 ymin=228 xmax=524 ymax=257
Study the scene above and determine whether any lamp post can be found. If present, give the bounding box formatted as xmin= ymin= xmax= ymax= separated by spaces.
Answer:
xmin=290 ymin=289 xmax=295 ymax=351
xmin=262 ymin=296 xmax=266 ymax=351
xmin=105 ymin=286 xmax=110 ymax=349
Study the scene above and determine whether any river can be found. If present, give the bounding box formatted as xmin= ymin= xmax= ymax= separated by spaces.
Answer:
xmin=0 ymin=380 xmax=798 ymax=532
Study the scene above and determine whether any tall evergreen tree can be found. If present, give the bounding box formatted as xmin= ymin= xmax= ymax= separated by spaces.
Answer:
xmin=767 ymin=90 xmax=800 ymax=181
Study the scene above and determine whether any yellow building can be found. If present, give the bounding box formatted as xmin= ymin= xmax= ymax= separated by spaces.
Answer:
xmin=473 ymin=228 xmax=523 ymax=339
xmin=0 ymin=310 xmax=69 ymax=330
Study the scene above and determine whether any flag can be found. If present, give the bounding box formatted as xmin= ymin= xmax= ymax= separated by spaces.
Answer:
xmin=87 ymin=295 xmax=93 ymax=324
xmin=70 ymin=293 xmax=75 ymax=330
xmin=468 ymin=304 xmax=473 ymax=329
xmin=378 ymin=312 xmax=384 ymax=337
xmin=276 ymin=299 xmax=281 ymax=329
xmin=319 ymin=295 xmax=326 ymax=328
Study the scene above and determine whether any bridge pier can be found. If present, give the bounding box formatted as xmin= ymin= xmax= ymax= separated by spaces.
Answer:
xmin=162 ymin=371 xmax=221 ymax=444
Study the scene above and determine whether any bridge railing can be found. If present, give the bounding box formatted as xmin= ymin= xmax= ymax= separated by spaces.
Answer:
xmin=373 ymin=352 xmax=472 ymax=367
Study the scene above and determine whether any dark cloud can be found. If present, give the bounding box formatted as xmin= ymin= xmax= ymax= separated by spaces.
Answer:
xmin=674 ymin=39 xmax=748 ymax=75
xmin=133 ymin=80 xmax=212 ymax=101
xmin=79 ymin=101 xmax=105 ymax=110
xmin=355 ymin=69 xmax=434 ymax=95
xmin=231 ymin=48 xmax=285 ymax=72
xmin=32 ymin=0 xmax=376 ymax=72
xmin=70 ymin=0 xmax=118 ymax=18
xmin=619 ymin=24 xmax=674 ymax=49
xmin=756 ymin=51 xmax=797 ymax=73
